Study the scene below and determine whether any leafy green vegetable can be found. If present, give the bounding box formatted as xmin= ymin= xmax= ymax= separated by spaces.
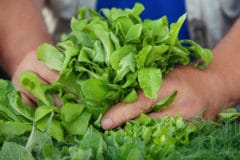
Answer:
xmin=166 ymin=120 xmax=240 ymax=160
xmin=0 ymin=121 xmax=32 ymax=142
xmin=37 ymin=43 xmax=64 ymax=71
xmin=23 ymin=2 xmax=212 ymax=126
xmin=0 ymin=79 xmax=33 ymax=122
xmin=218 ymin=108 xmax=240 ymax=122
xmin=152 ymin=91 xmax=177 ymax=112
xmin=0 ymin=3 xmax=219 ymax=160
xmin=0 ymin=142 xmax=34 ymax=160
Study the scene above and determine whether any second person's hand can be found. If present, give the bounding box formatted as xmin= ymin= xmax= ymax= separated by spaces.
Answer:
xmin=101 ymin=65 xmax=232 ymax=130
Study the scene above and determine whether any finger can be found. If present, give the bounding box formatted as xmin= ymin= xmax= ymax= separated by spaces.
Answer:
xmin=149 ymin=106 xmax=188 ymax=119
xmin=201 ymin=106 xmax=221 ymax=120
xmin=101 ymin=91 xmax=154 ymax=130
xmin=21 ymin=51 xmax=59 ymax=83
xmin=101 ymin=75 xmax=179 ymax=130
xmin=149 ymin=104 xmax=206 ymax=120
xmin=21 ymin=92 xmax=35 ymax=106
xmin=20 ymin=88 xmax=37 ymax=104
xmin=33 ymin=63 xmax=59 ymax=83
xmin=12 ymin=50 xmax=59 ymax=105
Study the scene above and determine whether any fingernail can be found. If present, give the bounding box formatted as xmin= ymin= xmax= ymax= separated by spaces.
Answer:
xmin=101 ymin=118 xmax=114 ymax=129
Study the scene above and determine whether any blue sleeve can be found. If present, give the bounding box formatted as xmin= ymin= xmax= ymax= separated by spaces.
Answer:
xmin=96 ymin=0 xmax=189 ymax=40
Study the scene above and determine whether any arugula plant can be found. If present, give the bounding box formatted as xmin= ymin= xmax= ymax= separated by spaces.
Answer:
xmin=0 ymin=3 xmax=217 ymax=160
xmin=20 ymin=3 xmax=212 ymax=133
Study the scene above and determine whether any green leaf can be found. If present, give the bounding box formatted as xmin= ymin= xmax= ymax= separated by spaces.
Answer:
xmin=121 ymin=72 xmax=138 ymax=88
xmin=69 ymin=31 xmax=93 ymax=48
xmin=69 ymin=147 xmax=93 ymax=160
xmin=218 ymin=108 xmax=240 ymax=122
xmin=122 ymin=89 xmax=137 ymax=103
xmin=145 ymin=44 xmax=169 ymax=66
xmin=115 ymin=17 xmax=134 ymax=36
xmin=0 ymin=142 xmax=34 ymax=160
xmin=36 ymin=115 xmax=64 ymax=141
xmin=126 ymin=148 xmax=144 ymax=160
xmin=110 ymin=45 xmax=136 ymax=70
xmin=125 ymin=24 xmax=143 ymax=42
xmin=93 ymin=40 xmax=106 ymax=64
xmin=20 ymin=72 xmax=53 ymax=106
xmin=138 ymin=68 xmax=162 ymax=98
xmin=37 ymin=43 xmax=64 ymax=71
xmin=25 ymin=126 xmax=53 ymax=154
xmin=79 ymin=127 xmax=107 ymax=159
xmin=152 ymin=91 xmax=177 ymax=112
xmin=143 ymin=16 xmax=169 ymax=43
xmin=132 ymin=3 xmax=145 ymax=15
xmin=114 ymin=52 xmax=136 ymax=83
xmin=62 ymin=111 xmax=91 ymax=136
xmin=136 ymin=45 xmax=152 ymax=68
xmin=0 ymin=79 xmax=33 ymax=122
xmin=70 ymin=18 xmax=87 ymax=31
xmin=61 ymin=103 xmax=85 ymax=122
xmin=84 ymin=23 xmax=114 ymax=65
xmin=181 ymin=40 xmax=213 ymax=69
xmin=34 ymin=106 xmax=55 ymax=122
xmin=81 ymin=78 xmax=111 ymax=102
xmin=56 ymin=41 xmax=79 ymax=71
xmin=169 ymin=13 xmax=187 ymax=47
xmin=0 ymin=121 xmax=32 ymax=142
xmin=171 ymin=46 xmax=190 ymax=65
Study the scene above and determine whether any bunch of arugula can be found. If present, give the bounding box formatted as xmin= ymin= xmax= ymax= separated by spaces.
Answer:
xmin=0 ymin=81 xmax=196 ymax=159
xmin=21 ymin=2 xmax=212 ymax=131
xmin=0 ymin=3 xmax=218 ymax=159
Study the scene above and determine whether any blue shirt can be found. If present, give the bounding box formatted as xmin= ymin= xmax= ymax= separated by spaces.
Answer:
xmin=96 ymin=0 xmax=189 ymax=40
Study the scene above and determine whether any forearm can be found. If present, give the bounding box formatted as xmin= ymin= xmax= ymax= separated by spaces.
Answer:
xmin=0 ymin=0 xmax=52 ymax=76
xmin=207 ymin=18 xmax=240 ymax=107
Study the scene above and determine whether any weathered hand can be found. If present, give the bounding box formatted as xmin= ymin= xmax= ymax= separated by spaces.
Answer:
xmin=101 ymin=66 xmax=230 ymax=130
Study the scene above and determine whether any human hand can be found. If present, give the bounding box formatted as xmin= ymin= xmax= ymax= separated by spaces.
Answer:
xmin=11 ymin=50 xmax=58 ymax=105
xmin=101 ymin=66 xmax=233 ymax=130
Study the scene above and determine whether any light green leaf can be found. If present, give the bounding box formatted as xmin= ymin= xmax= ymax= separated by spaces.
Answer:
xmin=61 ymin=103 xmax=85 ymax=122
xmin=110 ymin=45 xmax=136 ymax=70
xmin=20 ymin=72 xmax=52 ymax=106
xmin=37 ymin=43 xmax=64 ymax=71
xmin=145 ymin=44 xmax=169 ymax=66
xmin=34 ymin=106 xmax=55 ymax=122
xmin=136 ymin=45 xmax=152 ymax=68
xmin=122 ymin=89 xmax=137 ymax=103
xmin=81 ymin=78 xmax=110 ymax=102
xmin=36 ymin=116 xmax=64 ymax=141
xmin=62 ymin=111 xmax=91 ymax=136
xmin=169 ymin=14 xmax=187 ymax=47
xmin=132 ymin=2 xmax=145 ymax=15
xmin=138 ymin=68 xmax=162 ymax=98
xmin=114 ymin=53 xmax=136 ymax=82
xmin=125 ymin=24 xmax=143 ymax=42
xmin=152 ymin=91 xmax=177 ymax=112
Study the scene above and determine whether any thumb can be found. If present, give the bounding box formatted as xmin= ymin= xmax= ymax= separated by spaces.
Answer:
xmin=101 ymin=91 xmax=155 ymax=130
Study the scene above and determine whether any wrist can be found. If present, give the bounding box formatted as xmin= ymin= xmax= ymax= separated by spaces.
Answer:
xmin=206 ymin=18 xmax=240 ymax=109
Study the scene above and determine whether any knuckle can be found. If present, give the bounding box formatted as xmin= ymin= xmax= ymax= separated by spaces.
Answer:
xmin=136 ymin=92 xmax=153 ymax=112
